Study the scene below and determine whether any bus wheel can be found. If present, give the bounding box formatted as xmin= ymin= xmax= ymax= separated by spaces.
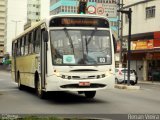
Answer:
xmin=36 ymin=79 xmax=46 ymax=99
xmin=84 ymin=91 xmax=96 ymax=98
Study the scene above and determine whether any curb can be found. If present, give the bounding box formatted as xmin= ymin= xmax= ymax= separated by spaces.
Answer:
xmin=114 ymin=84 xmax=140 ymax=90
xmin=138 ymin=81 xmax=160 ymax=85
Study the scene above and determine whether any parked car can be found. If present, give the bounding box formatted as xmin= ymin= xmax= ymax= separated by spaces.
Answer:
xmin=115 ymin=68 xmax=138 ymax=85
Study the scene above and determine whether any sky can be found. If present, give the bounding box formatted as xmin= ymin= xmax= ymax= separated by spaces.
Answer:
xmin=6 ymin=0 xmax=50 ymax=54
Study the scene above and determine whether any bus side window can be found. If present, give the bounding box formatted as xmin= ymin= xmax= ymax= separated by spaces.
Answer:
xmin=24 ymin=35 xmax=29 ymax=55
xmin=17 ymin=40 xmax=21 ymax=56
xmin=20 ymin=38 xmax=22 ymax=56
xmin=21 ymin=37 xmax=24 ymax=56
xmin=15 ymin=42 xmax=18 ymax=57
xmin=32 ymin=29 xmax=36 ymax=53
xmin=31 ymin=31 xmax=34 ymax=54
xmin=28 ymin=32 xmax=32 ymax=54
xmin=12 ymin=42 xmax=15 ymax=57
xmin=35 ymin=28 xmax=41 ymax=53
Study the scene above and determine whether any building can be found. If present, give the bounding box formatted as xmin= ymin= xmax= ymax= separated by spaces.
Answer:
xmin=123 ymin=0 xmax=160 ymax=81
xmin=27 ymin=0 xmax=40 ymax=22
xmin=24 ymin=0 xmax=41 ymax=30
xmin=0 ymin=0 xmax=7 ymax=62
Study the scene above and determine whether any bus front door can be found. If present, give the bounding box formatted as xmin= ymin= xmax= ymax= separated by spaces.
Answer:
xmin=41 ymin=31 xmax=47 ymax=89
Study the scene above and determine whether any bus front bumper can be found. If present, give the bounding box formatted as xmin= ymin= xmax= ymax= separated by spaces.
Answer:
xmin=45 ymin=75 xmax=114 ymax=92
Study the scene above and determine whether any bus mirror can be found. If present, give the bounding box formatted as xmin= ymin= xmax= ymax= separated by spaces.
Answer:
xmin=112 ymin=34 xmax=117 ymax=53
xmin=43 ymin=31 xmax=48 ymax=42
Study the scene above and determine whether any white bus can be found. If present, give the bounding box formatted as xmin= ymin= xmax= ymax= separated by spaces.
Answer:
xmin=11 ymin=14 xmax=115 ymax=99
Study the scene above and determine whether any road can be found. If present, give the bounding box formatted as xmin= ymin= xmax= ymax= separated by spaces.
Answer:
xmin=0 ymin=70 xmax=160 ymax=119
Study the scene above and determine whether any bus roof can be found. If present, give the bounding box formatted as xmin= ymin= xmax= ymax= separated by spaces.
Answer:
xmin=12 ymin=20 xmax=45 ymax=42
xmin=48 ymin=14 xmax=109 ymax=22
xmin=12 ymin=14 xmax=110 ymax=42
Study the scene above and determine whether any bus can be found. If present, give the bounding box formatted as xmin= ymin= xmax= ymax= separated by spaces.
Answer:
xmin=11 ymin=14 xmax=115 ymax=99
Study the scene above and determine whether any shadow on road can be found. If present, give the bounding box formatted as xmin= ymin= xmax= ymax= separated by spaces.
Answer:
xmin=21 ymin=86 xmax=107 ymax=104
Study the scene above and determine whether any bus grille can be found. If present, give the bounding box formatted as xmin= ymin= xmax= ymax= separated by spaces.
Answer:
xmin=60 ymin=84 xmax=106 ymax=88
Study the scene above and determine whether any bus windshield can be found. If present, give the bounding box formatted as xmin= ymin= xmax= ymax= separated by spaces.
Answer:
xmin=50 ymin=29 xmax=112 ymax=65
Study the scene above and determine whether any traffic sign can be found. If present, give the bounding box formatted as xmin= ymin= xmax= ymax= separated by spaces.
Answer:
xmin=96 ymin=3 xmax=117 ymax=18
xmin=87 ymin=5 xmax=96 ymax=14
xmin=97 ymin=7 xmax=104 ymax=15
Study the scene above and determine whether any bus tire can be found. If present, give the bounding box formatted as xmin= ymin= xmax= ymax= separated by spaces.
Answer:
xmin=115 ymin=78 xmax=119 ymax=84
xmin=84 ymin=91 xmax=96 ymax=98
xmin=130 ymin=81 xmax=135 ymax=86
xmin=35 ymin=75 xmax=46 ymax=99
xmin=17 ymin=72 xmax=23 ymax=90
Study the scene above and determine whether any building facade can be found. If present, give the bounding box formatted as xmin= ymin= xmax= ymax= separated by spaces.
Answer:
xmin=0 ymin=0 xmax=7 ymax=62
xmin=24 ymin=0 xmax=41 ymax=30
xmin=27 ymin=0 xmax=40 ymax=22
xmin=123 ymin=0 xmax=160 ymax=81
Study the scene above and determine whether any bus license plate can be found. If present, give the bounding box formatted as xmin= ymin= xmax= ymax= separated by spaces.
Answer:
xmin=79 ymin=82 xmax=90 ymax=86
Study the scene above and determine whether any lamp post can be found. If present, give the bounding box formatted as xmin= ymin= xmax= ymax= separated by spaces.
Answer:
xmin=118 ymin=8 xmax=132 ymax=86
xmin=11 ymin=20 xmax=22 ymax=37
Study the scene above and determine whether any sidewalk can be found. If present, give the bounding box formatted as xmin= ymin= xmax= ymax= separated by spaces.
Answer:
xmin=114 ymin=80 xmax=160 ymax=90
xmin=138 ymin=80 xmax=160 ymax=85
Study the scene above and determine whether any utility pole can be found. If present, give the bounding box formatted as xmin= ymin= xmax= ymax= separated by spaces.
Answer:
xmin=117 ymin=0 xmax=124 ymax=68
xmin=11 ymin=20 xmax=22 ymax=37
xmin=118 ymin=8 xmax=132 ymax=86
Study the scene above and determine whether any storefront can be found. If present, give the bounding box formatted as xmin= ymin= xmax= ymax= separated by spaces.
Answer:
xmin=124 ymin=31 xmax=160 ymax=81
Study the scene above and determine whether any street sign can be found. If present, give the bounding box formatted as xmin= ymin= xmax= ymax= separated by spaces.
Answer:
xmin=87 ymin=5 xmax=96 ymax=14
xmin=97 ymin=7 xmax=104 ymax=15
xmin=96 ymin=3 xmax=117 ymax=18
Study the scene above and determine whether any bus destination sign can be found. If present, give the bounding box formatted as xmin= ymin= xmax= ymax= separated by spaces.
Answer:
xmin=50 ymin=17 xmax=109 ymax=28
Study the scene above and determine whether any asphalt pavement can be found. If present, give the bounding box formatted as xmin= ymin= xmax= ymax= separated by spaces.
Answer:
xmin=0 ymin=70 xmax=160 ymax=120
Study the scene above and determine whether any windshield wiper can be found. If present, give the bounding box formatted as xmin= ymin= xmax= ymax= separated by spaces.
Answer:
xmin=85 ymin=27 xmax=97 ymax=54
xmin=63 ymin=28 xmax=74 ymax=54
xmin=87 ymin=27 xmax=97 ymax=45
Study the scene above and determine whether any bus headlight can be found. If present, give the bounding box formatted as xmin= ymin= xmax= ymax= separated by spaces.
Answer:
xmin=53 ymin=70 xmax=61 ymax=77
xmin=105 ymin=69 xmax=114 ymax=76
xmin=105 ymin=71 xmax=110 ymax=76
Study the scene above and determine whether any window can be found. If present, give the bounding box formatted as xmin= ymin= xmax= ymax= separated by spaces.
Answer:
xmin=125 ymin=14 xmax=129 ymax=23
xmin=17 ymin=40 xmax=21 ymax=56
xmin=21 ymin=38 xmax=25 ymax=56
xmin=36 ymin=12 xmax=39 ymax=15
xmin=24 ymin=35 xmax=29 ymax=55
xmin=12 ymin=42 xmax=15 ymax=56
xmin=32 ymin=29 xmax=37 ymax=53
xmin=28 ymin=32 xmax=33 ymax=54
xmin=15 ymin=42 xmax=18 ymax=56
xmin=146 ymin=6 xmax=155 ymax=19
xmin=35 ymin=28 xmax=41 ymax=53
